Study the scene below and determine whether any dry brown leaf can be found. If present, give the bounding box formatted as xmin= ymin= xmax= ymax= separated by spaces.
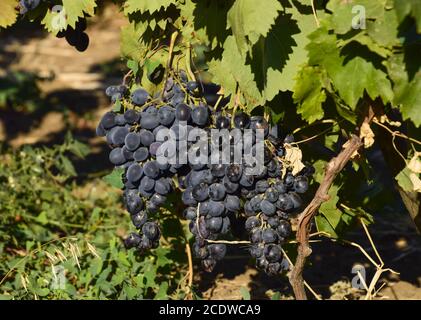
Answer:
xmin=284 ymin=144 xmax=305 ymax=176
xmin=360 ymin=122 xmax=375 ymax=148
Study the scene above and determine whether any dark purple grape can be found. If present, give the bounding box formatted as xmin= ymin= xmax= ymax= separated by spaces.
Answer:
xmin=277 ymin=220 xmax=292 ymax=238
xmin=175 ymin=103 xmax=191 ymax=121
xmin=215 ymin=116 xmax=230 ymax=129
xmin=158 ymin=105 xmax=175 ymax=126
xmin=131 ymin=88 xmax=149 ymax=106
xmin=125 ymin=132 xmax=141 ymax=151
xmin=233 ymin=112 xmax=250 ymax=129
xmin=126 ymin=163 xmax=143 ymax=183
xmin=191 ymin=106 xmax=209 ymax=126
xmin=131 ymin=211 xmax=148 ymax=228
xmin=208 ymin=183 xmax=226 ymax=201
xmin=109 ymin=148 xmax=126 ymax=165
xmin=142 ymin=222 xmax=160 ymax=240
xmin=133 ymin=147 xmax=149 ymax=162
xmin=124 ymin=109 xmax=141 ymax=124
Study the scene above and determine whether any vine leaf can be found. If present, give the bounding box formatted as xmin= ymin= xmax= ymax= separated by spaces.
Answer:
xmin=120 ymin=23 xmax=148 ymax=62
xmin=208 ymin=36 xmax=263 ymax=109
xmin=396 ymin=167 xmax=414 ymax=192
xmin=326 ymin=0 xmax=386 ymax=34
xmin=227 ymin=0 xmax=281 ymax=55
xmin=250 ymin=5 xmax=314 ymax=99
xmin=395 ymin=77 xmax=421 ymax=127
xmin=124 ymin=0 xmax=174 ymax=14
xmin=0 ymin=0 xmax=18 ymax=28
xmin=394 ymin=0 xmax=421 ymax=33
xmin=181 ymin=0 xmax=231 ymax=49
xmin=62 ymin=0 xmax=97 ymax=29
xmin=293 ymin=66 xmax=326 ymax=124
xmin=103 ymin=168 xmax=125 ymax=189
xmin=318 ymin=185 xmax=341 ymax=232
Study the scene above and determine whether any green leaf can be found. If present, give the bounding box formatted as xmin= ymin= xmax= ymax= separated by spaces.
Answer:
xmin=315 ymin=215 xmax=338 ymax=238
xmin=326 ymin=0 xmax=386 ymax=34
xmin=396 ymin=167 xmax=413 ymax=192
xmin=103 ymin=168 xmax=124 ymax=189
xmin=227 ymin=0 xmax=281 ymax=54
xmin=62 ymin=0 xmax=97 ymax=29
xmin=319 ymin=185 xmax=342 ymax=230
xmin=271 ymin=292 xmax=281 ymax=300
xmin=331 ymin=57 xmax=393 ymax=110
xmin=124 ymin=0 xmax=174 ymax=14
xmin=250 ymin=5 xmax=314 ymax=98
xmin=35 ymin=211 xmax=49 ymax=225
xmin=239 ymin=287 xmax=251 ymax=300
xmin=180 ymin=0 xmax=231 ymax=49
xmin=396 ymin=77 xmax=421 ymax=127
xmin=121 ymin=23 xmax=148 ymax=62
xmin=154 ymin=282 xmax=169 ymax=300
xmin=394 ymin=0 xmax=421 ymax=33
xmin=0 ymin=0 xmax=18 ymax=28
xmin=208 ymin=36 xmax=263 ymax=108
xmin=293 ymin=66 xmax=326 ymax=123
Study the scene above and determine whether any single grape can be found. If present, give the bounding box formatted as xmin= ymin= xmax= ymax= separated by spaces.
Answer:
xmin=126 ymin=163 xmax=143 ymax=183
xmin=215 ymin=116 xmax=230 ymax=129
xmin=158 ymin=105 xmax=175 ymax=126
xmin=192 ymin=182 xmax=209 ymax=202
xmin=140 ymin=176 xmax=155 ymax=192
xmin=224 ymin=195 xmax=240 ymax=212
xmin=245 ymin=216 xmax=261 ymax=231
xmin=207 ymin=200 xmax=225 ymax=217
xmin=124 ymin=232 xmax=141 ymax=248
xmin=139 ymin=129 xmax=155 ymax=147
xmin=191 ymin=106 xmax=209 ymax=126
xmin=208 ymin=183 xmax=226 ymax=201
xmin=206 ymin=217 xmax=223 ymax=233
xmin=277 ymin=220 xmax=292 ymax=238
xmin=175 ymin=103 xmax=191 ymax=121
xmin=209 ymin=243 xmax=226 ymax=261
xmin=131 ymin=88 xmax=149 ymax=106
xmin=133 ymin=147 xmax=149 ymax=162
xmin=233 ymin=112 xmax=250 ymax=129
xmin=131 ymin=211 xmax=148 ymax=228
xmin=262 ymin=229 xmax=278 ymax=243
xmin=260 ymin=200 xmax=276 ymax=216
xmin=109 ymin=148 xmax=126 ymax=165
xmin=142 ymin=222 xmax=160 ymax=241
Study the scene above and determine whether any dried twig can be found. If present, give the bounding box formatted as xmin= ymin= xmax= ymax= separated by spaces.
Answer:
xmin=289 ymin=135 xmax=364 ymax=299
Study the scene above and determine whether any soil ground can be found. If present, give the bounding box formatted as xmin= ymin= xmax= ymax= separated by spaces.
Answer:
xmin=1 ymin=5 xmax=420 ymax=300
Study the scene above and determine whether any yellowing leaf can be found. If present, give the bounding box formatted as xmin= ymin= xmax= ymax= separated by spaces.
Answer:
xmin=62 ymin=0 xmax=97 ymax=28
xmin=0 ymin=0 xmax=18 ymax=28
xmin=409 ymin=173 xmax=421 ymax=192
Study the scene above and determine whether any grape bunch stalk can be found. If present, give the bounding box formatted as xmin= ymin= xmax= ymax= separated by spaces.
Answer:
xmin=96 ymin=69 xmax=314 ymax=276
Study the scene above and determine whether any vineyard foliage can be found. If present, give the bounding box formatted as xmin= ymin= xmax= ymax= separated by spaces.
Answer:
xmin=0 ymin=0 xmax=420 ymax=299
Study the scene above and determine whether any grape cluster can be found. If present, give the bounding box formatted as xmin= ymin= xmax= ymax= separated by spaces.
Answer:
xmin=97 ymin=70 xmax=313 ymax=276
xmin=56 ymin=18 xmax=90 ymax=52
xmin=19 ymin=0 xmax=41 ymax=14
xmin=19 ymin=1 xmax=90 ymax=52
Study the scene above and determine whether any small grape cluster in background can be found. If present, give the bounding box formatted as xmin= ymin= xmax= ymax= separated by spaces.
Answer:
xmin=18 ymin=1 xmax=90 ymax=52
xmin=96 ymin=70 xmax=314 ymax=276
